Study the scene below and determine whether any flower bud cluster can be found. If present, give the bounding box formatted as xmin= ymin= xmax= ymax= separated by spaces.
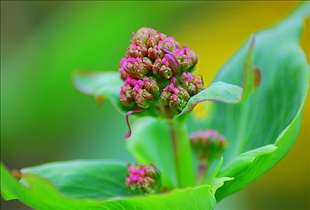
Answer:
xmin=126 ymin=164 xmax=161 ymax=194
xmin=119 ymin=27 xmax=203 ymax=113
xmin=160 ymin=83 xmax=190 ymax=112
xmin=181 ymin=72 xmax=204 ymax=96
xmin=120 ymin=77 xmax=159 ymax=109
xmin=190 ymin=129 xmax=227 ymax=163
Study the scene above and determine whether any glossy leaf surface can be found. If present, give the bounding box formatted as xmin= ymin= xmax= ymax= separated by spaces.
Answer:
xmin=204 ymin=3 xmax=310 ymax=200
xmin=1 ymin=163 xmax=217 ymax=210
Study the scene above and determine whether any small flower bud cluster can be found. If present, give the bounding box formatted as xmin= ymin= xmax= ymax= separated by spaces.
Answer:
xmin=160 ymin=83 xmax=190 ymax=112
xmin=120 ymin=77 xmax=159 ymax=109
xmin=126 ymin=164 xmax=161 ymax=194
xmin=119 ymin=27 xmax=204 ymax=112
xmin=181 ymin=72 xmax=204 ymax=96
xmin=190 ymin=129 xmax=227 ymax=163
xmin=174 ymin=47 xmax=198 ymax=71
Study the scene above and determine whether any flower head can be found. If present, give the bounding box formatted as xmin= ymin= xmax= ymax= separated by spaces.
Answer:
xmin=120 ymin=77 xmax=159 ymax=109
xmin=160 ymin=82 xmax=190 ymax=112
xmin=126 ymin=164 xmax=161 ymax=194
xmin=119 ymin=27 xmax=204 ymax=114
xmin=190 ymin=129 xmax=227 ymax=164
xmin=181 ymin=72 xmax=204 ymax=96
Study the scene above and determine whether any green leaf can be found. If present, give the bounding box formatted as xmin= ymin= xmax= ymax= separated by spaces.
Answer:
xmin=217 ymin=145 xmax=278 ymax=178
xmin=180 ymin=82 xmax=242 ymax=115
xmin=20 ymin=160 xmax=130 ymax=199
xmin=201 ymin=3 xmax=310 ymax=200
xmin=217 ymin=111 xmax=304 ymax=201
xmin=71 ymin=70 xmax=127 ymax=114
xmin=179 ymin=36 xmax=261 ymax=116
xmin=211 ymin=177 xmax=234 ymax=193
xmin=1 ymin=163 xmax=217 ymax=210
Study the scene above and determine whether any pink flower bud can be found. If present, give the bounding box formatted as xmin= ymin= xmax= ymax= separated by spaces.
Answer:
xmin=119 ymin=58 xmax=129 ymax=80
xmin=190 ymin=129 xmax=227 ymax=164
xmin=160 ymin=83 xmax=190 ymax=112
xmin=120 ymin=78 xmax=138 ymax=108
xmin=142 ymin=57 xmax=153 ymax=71
xmin=158 ymin=36 xmax=180 ymax=52
xmin=174 ymin=46 xmax=198 ymax=71
xmin=127 ymin=44 xmax=148 ymax=58
xmin=163 ymin=49 xmax=181 ymax=76
xmin=119 ymin=57 xmax=149 ymax=80
xmin=181 ymin=72 xmax=204 ymax=96
xmin=143 ymin=77 xmax=160 ymax=97
xmin=148 ymin=44 xmax=166 ymax=61
xmin=120 ymin=77 xmax=159 ymax=109
xmin=126 ymin=164 xmax=161 ymax=194
xmin=159 ymin=65 xmax=173 ymax=80
xmin=132 ymin=27 xmax=152 ymax=46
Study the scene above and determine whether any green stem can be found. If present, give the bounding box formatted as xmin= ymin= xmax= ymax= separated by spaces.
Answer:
xmin=167 ymin=120 xmax=195 ymax=188
xmin=196 ymin=159 xmax=207 ymax=186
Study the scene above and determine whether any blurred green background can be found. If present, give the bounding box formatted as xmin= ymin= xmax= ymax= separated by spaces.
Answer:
xmin=1 ymin=1 xmax=309 ymax=210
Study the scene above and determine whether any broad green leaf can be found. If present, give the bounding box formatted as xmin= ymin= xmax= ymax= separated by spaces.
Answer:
xmin=211 ymin=177 xmax=234 ymax=193
xmin=20 ymin=160 xmax=130 ymax=199
xmin=217 ymin=145 xmax=277 ymax=178
xmin=1 ymin=163 xmax=217 ymax=210
xmin=216 ymin=110 xmax=304 ymax=201
xmin=72 ymin=70 xmax=127 ymax=114
xmin=179 ymin=36 xmax=261 ymax=116
xmin=201 ymin=3 xmax=310 ymax=200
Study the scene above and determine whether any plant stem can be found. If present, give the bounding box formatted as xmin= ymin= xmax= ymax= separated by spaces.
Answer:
xmin=167 ymin=119 xmax=195 ymax=188
xmin=196 ymin=159 xmax=207 ymax=186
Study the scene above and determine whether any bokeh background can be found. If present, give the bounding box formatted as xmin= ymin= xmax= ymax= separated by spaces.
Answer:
xmin=1 ymin=1 xmax=309 ymax=210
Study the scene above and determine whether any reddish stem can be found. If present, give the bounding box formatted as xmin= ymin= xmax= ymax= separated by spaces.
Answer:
xmin=124 ymin=108 xmax=144 ymax=139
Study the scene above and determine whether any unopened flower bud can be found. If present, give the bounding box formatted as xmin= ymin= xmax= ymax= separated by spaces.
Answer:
xmin=190 ymin=130 xmax=227 ymax=164
xmin=142 ymin=57 xmax=153 ymax=71
xmin=152 ymin=58 xmax=163 ymax=75
xmin=119 ymin=58 xmax=129 ymax=80
xmin=174 ymin=46 xmax=198 ymax=71
xmin=168 ymin=94 xmax=188 ymax=112
xmin=181 ymin=72 xmax=204 ymax=96
xmin=132 ymin=89 xmax=154 ymax=109
xmin=126 ymin=164 xmax=161 ymax=194
xmin=148 ymin=45 xmax=163 ymax=61
xmin=158 ymin=36 xmax=180 ymax=52
xmin=160 ymin=83 xmax=190 ymax=112
xmin=127 ymin=44 xmax=148 ymax=58
xmin=127 ymin=57 xmax=149 ymax=79
xmin=120 ymin=78 xmax=137 ymax=108
xmin=159 ymin=65 xmax=173 ymax=80
xmin=143 ymin=77 xmax=160 ymax=97
xmin=132 ymin=28 xmax=152 ymax=46
xmin=120 ymin=77 xmax=159 ymax=109
xmin=163 ymin=49 xmax=181 ymax=76
xmin=147 ymin=33 xmax=161 ymax=48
